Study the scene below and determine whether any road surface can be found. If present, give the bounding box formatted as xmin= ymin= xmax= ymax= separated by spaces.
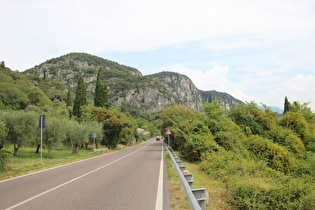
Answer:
xmin=0 ymin=139 xmax=170 ymax=210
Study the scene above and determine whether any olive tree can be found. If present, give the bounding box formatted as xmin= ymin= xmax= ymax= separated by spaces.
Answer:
xmin=0 ymin=111 xmax=37 ymax=156
xmin=44 ymin=117 xmax=67 ymax=154
xmin=0 ymin=120 xmax=8 ymax=150
xmin=80 ymin=121 xmax=103 ymax=149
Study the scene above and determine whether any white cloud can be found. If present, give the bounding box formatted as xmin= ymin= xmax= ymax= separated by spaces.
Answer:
xmin=1 ymin=0 xmax=315 ymax=111
xmin=170 ymin=64 xmax=229 ymax=91
xmin=1 ymin=0 xmax=315 ymax=70
xmin=265 ymin=74 xmax=315 ymax=111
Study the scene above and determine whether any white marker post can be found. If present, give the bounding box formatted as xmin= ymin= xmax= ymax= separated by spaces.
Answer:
xmin=38 ymin=115 xmax=46 ymax=164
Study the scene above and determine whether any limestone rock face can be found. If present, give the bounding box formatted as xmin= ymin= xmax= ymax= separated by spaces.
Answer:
xmin=24 ymin=52 xmax=242 ymax=112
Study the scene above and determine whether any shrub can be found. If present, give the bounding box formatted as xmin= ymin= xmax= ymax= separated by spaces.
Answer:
xmin=178 ymin=133 xmax=219 ymax=162
xmin=229 ymin=177 xmax=315 ymax=209
xmin=0 ymin=149 xmax=11 ymax=171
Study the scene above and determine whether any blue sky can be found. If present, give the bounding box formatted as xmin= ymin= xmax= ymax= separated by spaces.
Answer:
xmin=1 ymin=0 xmax=315 ymax=111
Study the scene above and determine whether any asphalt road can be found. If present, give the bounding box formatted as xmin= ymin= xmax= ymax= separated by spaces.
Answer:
xmin=0 ymin=139 xmax=170 ymax=210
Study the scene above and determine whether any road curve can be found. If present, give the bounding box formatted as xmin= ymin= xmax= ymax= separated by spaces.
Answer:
xmin=0 ymin=139 xmax=170 ymax=210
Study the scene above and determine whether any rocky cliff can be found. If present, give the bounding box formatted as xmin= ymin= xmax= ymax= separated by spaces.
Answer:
xmin=24 ymin=52 xmax=242 ymax=112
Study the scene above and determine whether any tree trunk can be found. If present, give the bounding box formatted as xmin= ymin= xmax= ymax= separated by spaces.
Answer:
xmin=72 ymin=143 xmax=79 ymax=153
xmin=13 ymin=144 xmax=19 ymax=156
xmin=48 ymin=146 xmax=52 ymax=154
xmin=35 ymin=144 xmax=40 ymax=153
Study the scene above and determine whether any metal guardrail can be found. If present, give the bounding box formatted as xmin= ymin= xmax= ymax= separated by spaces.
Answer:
xmin=164 ymin=143 xmax=207 ymax=210
xmin=93 ymin=148 xmax=108 ymax=153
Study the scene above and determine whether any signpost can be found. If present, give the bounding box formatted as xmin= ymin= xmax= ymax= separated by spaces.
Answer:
xmin=165 ymin=129 xmax=172 ymax=146
xmin=38 ymin=115 xmax=46 ymax=164
xmin=92 ymin=133 xmax=97 ymax=149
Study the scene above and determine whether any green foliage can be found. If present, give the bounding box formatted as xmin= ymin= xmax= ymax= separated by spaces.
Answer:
xmin=200 ymin=150 xmax=273 ymax=180
xmin=0 ymin=111 xmax=37 ymax=156
xmin=80 ymin=121 xmax=104 ymax=146
xmin=228 ymin=102 xmax=278 ymax=136
xmin=94 ymin=68 xmax=109 ymax=108
xmin=85 ymin=107 xmax=134 ymax=148
xmin=0 ymin=67 xmax=52 ymax=110
xmin=161 ymin=100 xmax=315 ymax=209
xmin=204 ymin=102 xmax=247 ymax=151
xmin=203 ymin=100 xmax=224 ymax=120
xmin=245 ymin=135 xmax=303 ymax=174
xmin=0 ymin=120 xmax=8 ymax=149
xmin=73 ymin=76 xmax=87 ymax=118
xmin=280 ymin=111 xmax=315 ymax=152
xmin=0 ymin=149 xmax=11 ymax=172
xmin=66 ymin=85 xmax=72 ymax=107
xmin=44 ymin=117 xmax=67 ymax=153
xmin=283 ymin=96 xmax=291 ymax=114
xmin=229 ymin=176 xmax=315 ymax=209
xmin=0 ymin=83 xmax=30 ymax=109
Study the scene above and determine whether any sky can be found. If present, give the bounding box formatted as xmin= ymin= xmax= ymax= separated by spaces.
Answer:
xmin=1 ymin=0 xmax=315 ymax=111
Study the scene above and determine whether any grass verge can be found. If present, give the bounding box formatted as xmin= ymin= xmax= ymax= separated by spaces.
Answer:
xmin=165 ymin=151 xmax=190 ymax=209
xmin=164 ymin=147 xmax=232 ymax=210
xmin=183 ymin=160 xmax=232 ymax=210
xmin=0 ymin=145 xmax=127 ymax=181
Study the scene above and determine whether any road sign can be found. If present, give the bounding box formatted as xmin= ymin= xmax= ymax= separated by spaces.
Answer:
xmin=38 ymin=115 xmax=46 ymax=132
xmin=165 ymin=130 xmax=172 ymax=135
xmin=92 ymin=133 xmax=97 ymax=138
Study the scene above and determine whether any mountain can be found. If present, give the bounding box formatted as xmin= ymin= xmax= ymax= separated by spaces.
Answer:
xmin=24 ymin=52 xmax=243 ymax=112
xmin=258 ymin=105 xmax=283 ymax=114
xmin=199 ymin=90 xmax=243 ymax=110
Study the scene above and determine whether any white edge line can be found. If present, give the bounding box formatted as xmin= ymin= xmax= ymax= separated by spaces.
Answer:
xmin=155 ymin=143 xmax=164 ymax=210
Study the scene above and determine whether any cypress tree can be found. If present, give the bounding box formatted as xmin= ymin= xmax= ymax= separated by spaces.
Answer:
xmin=73 ymin=76 xmax=87 ymax=118
xmin=66 ymin=85 xmax=72 ymax=107
xmin=283 ymin=96 xmax=291 ymax=115
xmin=94 ymin=68 xmax=109 ymax=108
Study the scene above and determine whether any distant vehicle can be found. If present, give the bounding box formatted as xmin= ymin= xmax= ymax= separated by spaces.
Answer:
xmin=156 ymin=136 xmax=160 ymax=141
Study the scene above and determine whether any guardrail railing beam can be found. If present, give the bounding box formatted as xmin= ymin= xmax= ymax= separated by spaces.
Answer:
xmin=165 ymin=143 xmax=207 ymax=210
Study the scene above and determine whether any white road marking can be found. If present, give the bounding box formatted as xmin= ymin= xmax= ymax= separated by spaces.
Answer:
xmin=5 ymin=143 xmax=151 ymax=210
xmin=155 ymin=143 xmax=164 ymax=210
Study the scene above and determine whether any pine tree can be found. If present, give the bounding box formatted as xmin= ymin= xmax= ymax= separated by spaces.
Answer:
xmin=73 ymin=76 xmax=87 ymax=118
xmin=94 ymin=68 xmax=109 ymax=108
xmin=66 ymin=85 xmax=72 ymax=107
xmin=283 ymin=96 xmax=291 ymax=115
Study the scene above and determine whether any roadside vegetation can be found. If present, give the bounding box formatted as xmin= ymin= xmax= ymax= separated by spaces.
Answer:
xmin=161 ymin=101 xmax=315 ymax=209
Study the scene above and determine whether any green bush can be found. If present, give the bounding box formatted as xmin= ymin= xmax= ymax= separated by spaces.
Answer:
xmin=229 ymin=177 xmax=315 ymax=209
xmin=0 ymin=149 xmax=11 ymax=171
xmin=178 ymin=133 xmax=218 ymax=162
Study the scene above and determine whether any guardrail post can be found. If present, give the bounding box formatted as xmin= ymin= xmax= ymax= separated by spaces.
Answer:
xmin=176 ymin=160 xmax=182 ymax=166
xmin=192 ymin=188 xmax=207 ymax=210
xmin=184 ymin=173 xmax=194 ymax=189
xmin=179 ymin=165 xmax=187 ymax=172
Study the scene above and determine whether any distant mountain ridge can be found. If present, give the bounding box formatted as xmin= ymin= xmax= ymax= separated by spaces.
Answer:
xmin=24 ymin=52 xmax=243 ymax=112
